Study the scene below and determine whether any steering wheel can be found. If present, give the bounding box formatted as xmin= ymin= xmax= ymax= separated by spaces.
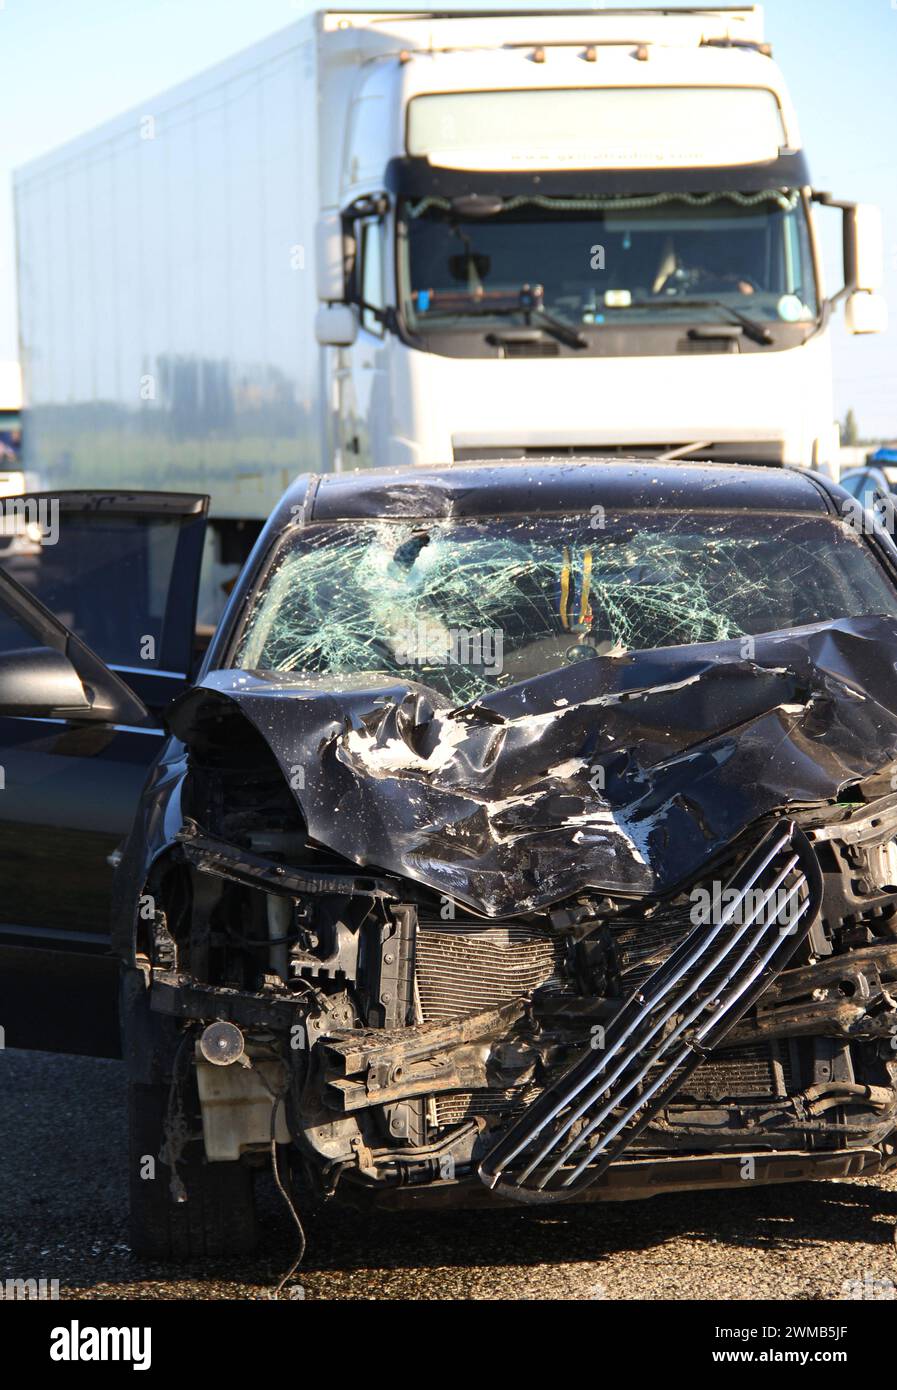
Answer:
xmin=662 ymin=269 xmax=763 ymax=297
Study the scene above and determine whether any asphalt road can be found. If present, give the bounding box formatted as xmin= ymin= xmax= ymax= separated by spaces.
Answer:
xmin=4 ymin=1048 xmax=897 ymax=1301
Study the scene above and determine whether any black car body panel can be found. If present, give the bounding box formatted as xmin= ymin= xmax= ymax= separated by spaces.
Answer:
xmin=0 ymin=492 xmax=208 ymax=1055
xmin=168 ymin=613 xmax=897 ymax=919
xmin=9 ymin=461 xmax=897 ymax=1211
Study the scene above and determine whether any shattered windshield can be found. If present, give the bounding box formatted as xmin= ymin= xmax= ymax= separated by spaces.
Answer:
xmin=233 ymin=512 xmax=897 ymax=703
xmin=399 ymin=191 xmax=818 ymax=340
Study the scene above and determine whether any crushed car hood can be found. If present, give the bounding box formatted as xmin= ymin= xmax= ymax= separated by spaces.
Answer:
xmin=171 ymin=615 xmax=897 ymax=918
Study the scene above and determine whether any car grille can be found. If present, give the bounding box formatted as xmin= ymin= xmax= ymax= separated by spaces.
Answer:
xmin=415 ymin=904 xmax=796 ymax=1129
xmin=614 ymin=906 xmax=794 ymax=1099
xmin=480 ymin=821 xmax=821 ymax=1196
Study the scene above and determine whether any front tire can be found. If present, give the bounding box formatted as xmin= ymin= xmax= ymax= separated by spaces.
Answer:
xmin=127 ymin=1080 xmax=259 ymax=1260
xmin=122 ymin=966 xmax=258 ymax=1260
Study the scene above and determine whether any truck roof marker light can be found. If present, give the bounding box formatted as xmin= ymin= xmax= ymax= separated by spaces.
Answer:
xmin=398 ymin=49 xmax=412 ymax=65
xmin=531 ymin=46 xmax=546 ymax=64
xmin=583 ymin=46 xmax=597 ymax=63
xmin=635 ymin=45 xmax=649 ymax=62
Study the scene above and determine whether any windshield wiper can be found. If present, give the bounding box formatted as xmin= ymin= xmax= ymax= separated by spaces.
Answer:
xmin=528 ymin=306 xmax=587 ymax=351
xmin=479 ymin=307 xmax=586 ymax=350
xmin=621 ymin=297 xmax=774 ymax=346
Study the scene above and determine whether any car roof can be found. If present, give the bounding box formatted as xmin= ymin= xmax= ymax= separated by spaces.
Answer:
xmin=273 ymin=457 xmax=834 ymax=527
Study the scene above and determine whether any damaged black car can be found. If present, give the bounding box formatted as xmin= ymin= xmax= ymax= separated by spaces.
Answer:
xmin=5 ymin=458 xmax=897 ymax=1257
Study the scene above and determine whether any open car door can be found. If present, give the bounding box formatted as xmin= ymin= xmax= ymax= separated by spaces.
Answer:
xmin=0 ymin=492 xmax=208 ymax=1057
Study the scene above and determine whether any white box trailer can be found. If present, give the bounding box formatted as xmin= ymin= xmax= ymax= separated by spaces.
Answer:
xmin=14 ymin=7 xmax=885 ymax=615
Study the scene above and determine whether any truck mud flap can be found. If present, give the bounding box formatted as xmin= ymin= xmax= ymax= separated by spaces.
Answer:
xmin=479 ymin=821 xmax=822 ymax=1201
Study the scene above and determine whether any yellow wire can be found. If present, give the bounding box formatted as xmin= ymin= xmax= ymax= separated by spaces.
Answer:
xmin=560 ymin=546 xmax=571 ymax=629
xmin=579 ymin=548 xmax=593 ymax=626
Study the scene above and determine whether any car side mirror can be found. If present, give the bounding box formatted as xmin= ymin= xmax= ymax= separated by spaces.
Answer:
xmin=0 ymin=646 xmax=92 ymax=718
xmin=315 ymin=304 xmax=359 ymax=347
xmin=845 ymin=290 xmax=888 ymax=336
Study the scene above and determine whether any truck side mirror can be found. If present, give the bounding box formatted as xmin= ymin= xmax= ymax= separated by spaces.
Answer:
xmin=813 ymin=194 xmax=886 ymax=334
xmin=845 ymin=291 xmax=888 ymax=336
xmin=315 ymin=304 xmax=359 ymax=347
xmin=846 ymin=204 xmax=884 ymax=293
xmin=315 ymin=213 xmax=346 ymax=303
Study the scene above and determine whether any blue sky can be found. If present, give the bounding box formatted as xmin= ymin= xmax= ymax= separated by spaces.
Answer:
xmin=1 ymin=0 xmax=895 ymax=434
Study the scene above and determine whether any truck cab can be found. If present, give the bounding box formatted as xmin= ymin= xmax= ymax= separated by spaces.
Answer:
xmin=317 ymin=7 xmax=885 ymax=472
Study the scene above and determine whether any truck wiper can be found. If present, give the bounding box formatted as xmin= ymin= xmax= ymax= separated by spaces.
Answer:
xmin=528 ymin=307 xmax=587 ymax=350
xmin=486 ymin=313 xmax=586 ymax=351
xmin=623 ymin=297 xmax=773 ymax=346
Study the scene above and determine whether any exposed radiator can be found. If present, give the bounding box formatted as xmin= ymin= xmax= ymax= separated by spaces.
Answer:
xmin=613 ymin=909 xmax=696 ymax=989
xmin=415 ymin=920 xmax=565 ymax=1023
xmin=682 ymin=1040 xmax=793 ymax=1100
xmin=415 ymin=918 xmax=566 ymax=1129
xmin=431 ymin=1084 xmax=543 ymax=1127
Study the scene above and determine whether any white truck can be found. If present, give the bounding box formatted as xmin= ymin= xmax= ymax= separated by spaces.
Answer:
xmin=14 ymin=6 xmax=886 ymax=612
xmin=0 ymin=359 xmax=23 ymax=490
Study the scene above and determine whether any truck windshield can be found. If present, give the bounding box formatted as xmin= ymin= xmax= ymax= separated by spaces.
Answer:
xmin=399 ymin=191 xmax=818 ymax=340
xmin=233 ymin=511 xmax=894 ymax=704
